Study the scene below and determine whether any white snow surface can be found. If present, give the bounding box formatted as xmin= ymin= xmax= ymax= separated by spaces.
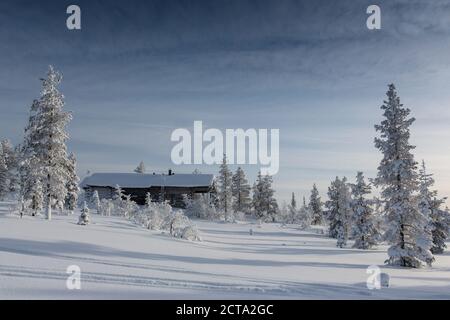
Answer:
xmin=0 ymin=201 xmax=449 ymax=300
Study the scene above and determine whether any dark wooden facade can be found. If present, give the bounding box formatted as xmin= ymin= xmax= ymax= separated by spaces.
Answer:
xmin=81 ymin=172 xmax=214 ymax=208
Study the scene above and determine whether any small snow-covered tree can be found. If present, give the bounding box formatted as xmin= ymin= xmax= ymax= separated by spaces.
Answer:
xmin=183 ymin=193 xmax=217 ymax=220
xmin=286 ymin=192 xmax=298 ymax=224
xmin=351 ymin=172 xmax=380 ymax=249
xmin=218 ymin=154 xmax=233 ymax=221
xmin=0 ymin=140 xmax=19 ymax=197
xmin=21 ymin=66 xmax=73 ymax=221
xmin=309 ymin=184 xmax=324 ymax=225
xmin=231 ymin=167 xmax=251 ymax=214
xmin=122 ymin=194 xmax=138 ymax=218
xmin=78 ymin=202 xmax=90 ymax=225
xmin=0 ymin=154 xmax=7 ymax=199
xmin=298 ymin=197 xmax=312 ymax=229
xmin=91 ymin=190 xmax=100 ymax=214
xmin=418 ymin=161 xmax=450 ymax=254
xmin=326 ymin=177 xmax=352 ymax=247
xmin=374 ymin=84 xmax=434 ymax=267
xmin=145 ymin=192 xmax=153 ymax=207
xmin=65 ymin=153 xmax=79 ymax=215
xmin=279 ymin=201 xmax=289 ymax=223
xmin=113 ymin=184 xmax=124 ymax=203
xmin=252 ymin=172 xmax=278 ymax=222
xmin=134 ymin=161 xmax=146 ymax=174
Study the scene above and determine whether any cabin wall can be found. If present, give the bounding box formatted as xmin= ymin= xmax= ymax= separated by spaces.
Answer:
xmin=83 ymin=185 xmax=211 ymax=208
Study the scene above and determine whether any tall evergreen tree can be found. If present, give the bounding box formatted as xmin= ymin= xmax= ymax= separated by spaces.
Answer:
xmin=351 ymin=172 xmax=380 ymax=249
xmin=21 ymin=66 xmax=73 ymax=220
xmin=218 ymin=153 xmax=233 ymax=220
xmin=374 ymin=84 xmax=434 ymax=267
xmin=252 ymin=172 xmax=278 ymax=221
xmin=287 ymin=192 xmax=297 ymax=223
xmin=418 ymin=161 xmax=450 ymax=254
xmin=252 ymin=171 xmax=265 ymax=218
xmin=309 ymin=184 xmax=324 ymax=225
xmin=326 ymin=177 xmax=352 ymax=247
xmin=231 ymin=167 xmax=251 ymax=214
xmin=65 ymin=153 xmax=79 ymax=215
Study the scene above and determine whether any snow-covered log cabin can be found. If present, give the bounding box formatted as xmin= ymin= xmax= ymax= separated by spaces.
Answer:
xmin=80 ymin=170 xmax=215 ymax=207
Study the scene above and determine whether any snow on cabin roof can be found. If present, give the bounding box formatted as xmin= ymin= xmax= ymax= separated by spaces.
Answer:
xmin=80 ymin=173 xmax=214 ymax=189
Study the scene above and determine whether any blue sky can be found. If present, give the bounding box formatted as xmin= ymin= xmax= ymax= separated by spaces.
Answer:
xmin=1 ymin=0 xmax=450 ymax=204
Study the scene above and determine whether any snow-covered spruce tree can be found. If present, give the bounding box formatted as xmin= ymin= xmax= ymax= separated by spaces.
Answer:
xmin=21 ymin=66 xmax=73 ymax=220
xmin=336 ymin=178 xmax=352 ymax=248
xmin=309 ymin=184 xmax=324 ymax=225
xmin=351 ymin=172 xmax=380 ymax=249
xmin=0 ymin=139 xmax=19 ymax=196
xmin=374 ymin=84 xmax=434 ymax=267
xmin=279 ymin=201 xmax=289 ymax=223
xmin=326 ymin=177 xmax=352 ymax=247
xmin=209 ymin=179 xmax=219 ymax=210
xmin=326 ymin=177 xmax=340 ymax=238
xmin=65 ymin=153 xmax=79 ymax=215
xmin=0 ymin=154 xmax=7 ymax=200
xmin=418 ymin=161 xmax=450 ymax=254
xmin=134 ymin=161 xmax=146 ymax=174
xmin=231 ymin=167 xmax=251 ymax=214
xmin=91 ymin=190 xmax=100 ymax=214
xmin=218 ymin=153 xmax=233 ymax=221
xmin=252 ymin=172 xmax=279 ymax=222
xmin=287 ymin=192 xmax=297 ymax=224
xmin=78 ymin=202 xmax=90 ymax=225
xmin=298 ymin=196 xmax=312 ymax=229
xmin=264 ymin=175 xmax=279 ymax=221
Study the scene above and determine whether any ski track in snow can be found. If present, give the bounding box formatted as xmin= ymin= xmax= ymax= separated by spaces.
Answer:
xmin=0 ymin=201 xmax=449 ymax=299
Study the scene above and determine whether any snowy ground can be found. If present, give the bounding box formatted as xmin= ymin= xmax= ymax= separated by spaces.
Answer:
xmin=0 ymin=201 xmax=449 ymax=299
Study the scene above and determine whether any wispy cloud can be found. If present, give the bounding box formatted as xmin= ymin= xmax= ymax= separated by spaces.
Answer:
xmin=1 ymin=0 xmax=450 ymax=203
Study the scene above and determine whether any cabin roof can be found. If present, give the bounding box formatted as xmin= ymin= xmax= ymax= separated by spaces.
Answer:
xmin=80 ymin=172 xmax=214 ymax=189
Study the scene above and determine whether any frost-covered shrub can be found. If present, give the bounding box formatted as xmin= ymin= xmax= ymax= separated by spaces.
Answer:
xmin=233 ymin=211 xmax=247 ymax=222
xmin=183 ymin=194 xmax=218 ymax=220
xmin=122 ymin=194 xmax=139 ymax=218
xmin=182 ymin=225 xmax=202 ymax=241
xmin=145 ymin=201 xmax=172 ymax=230
xmin=297 ymin=204 xmax=312 ymax=230
xmin=99 ymin=198 xmax=114 ymax=216
xmin=122 ymin=199 xmax=201 ymax=241
xmin=163 ymin=211 xmax=201 ymax=241
xmin=78 ymin=202 xmax=90 ymax=225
